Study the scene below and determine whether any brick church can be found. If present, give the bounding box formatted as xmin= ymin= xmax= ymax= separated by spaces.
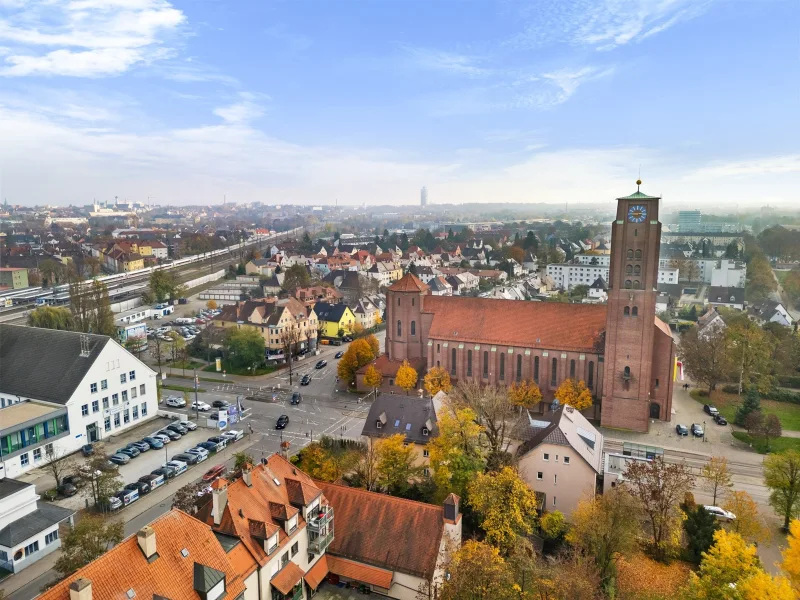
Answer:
xmin=358 ymin=184 xmax=675 ymax=432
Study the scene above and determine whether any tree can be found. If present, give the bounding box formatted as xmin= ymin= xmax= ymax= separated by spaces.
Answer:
xmin=27 ymin=306 xmax=73 ymax=330
xmin=736 ymin=386 xmax=762 ymax=426
xmin=82 ymin=452 xmax=123 ymax=507
xmin=780 ymin=519 xmax=800 ymax=592
xmin=363 ymin=364 xmax=383 ymax=396
xmin=567 ymin=488 xmax=640 ymax=593
xmin=206 ymin=300 xmax=218 ymax=310
xmin=723 ymin=490 xmax=769 ymax=543
xmin=150 ymin=334 xmax=166 ymax=375
xmin=395 ymin=359 xmax=418 ymax=395
xmin=453 ymin=381 xmax=520 ymax=460
xmin=728 ymin=320 xmax=776 ymax=393
xmin=683 ymin=504 xmax=721 ymax=564
xmin=39 ymin=258 xmax=64 ymax=287
xmin=352 ymin=440 xmax=381 ymax=492
xmin=678 ymin=326 xmax=733 ymax=394
xmin=762 ymin=413 xmax=783 ymax=452
xmin=55 ymin=515 xmax=124 ymax=577
xmin=438 ymin=540 xmax=515 ymax=600
xmin=701 ymin=456 xmax=733 ymax=505
xmin=231 ymin=451 xmax=254 ymax=480
xmin=149 ymin=270 xmax=181 ymax=302
xmin=554 ymin=378 xmax=593 ymax=411
xmin=125 ymin=336 xmax=147 ymax=358
xmin=467 ymin=466 xmax=539 ymax=554
xmin=376 ymin=434 xmax=419 ymax=495
xmin=338 ymin=338 xmax=376 ymax=385
xmin=624 ymin=456 xmax=694 ymax=561
xmin=539 ymin=510 xmax=567 ymax=541
xmin=427 ymin=401 xmax=484 ymax=502
xmin=279 ymin=324 xmax=303 ymax=385
xmin=423 ymin=366 xmax=452 ymax=396
xmin=764 ymin=450 xmax=800 ymax=530
xmin=45 ymin=445 xmax=77 ymax=490
xmin=507 ymin=379 xmax=543 ymax=409
xmin=172 ymin=480 xmax=211 ymax=514
xmin=282 ymin=264 xmax=311 ymax=292
xmin=225 ymin=327 xmax=265 ymax=369
xmin=168 ymin=331 xmax=186 ymax=373
xmin=743 ymin=410 xmax=764 ymax=435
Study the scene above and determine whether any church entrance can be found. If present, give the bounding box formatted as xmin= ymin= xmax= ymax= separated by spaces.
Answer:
xmin=649 ymin=402 xmax=661 ymax=419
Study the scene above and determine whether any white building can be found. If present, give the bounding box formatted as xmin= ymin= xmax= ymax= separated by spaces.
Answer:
xmin=0 ymin=325 xmax=159 ymax=479
xmin=658 ymin=258 xmax=746 ymax=286
xmin=547 ymin=262 xmax=678 ymax=291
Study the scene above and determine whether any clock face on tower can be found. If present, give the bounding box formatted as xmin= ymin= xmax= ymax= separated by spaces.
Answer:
xmin=628 ymin=205 xmax=647 ymax=223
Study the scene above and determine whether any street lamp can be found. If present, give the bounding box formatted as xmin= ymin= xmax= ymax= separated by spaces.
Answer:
xmin=703 ymin=420 xmax=706 ymax=443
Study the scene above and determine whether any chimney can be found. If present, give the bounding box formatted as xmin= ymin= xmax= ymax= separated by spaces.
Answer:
xmin=137 ymin=526 xmax=157 ymax=560
xmin=211 ymin=478 xmax=229 ymax=526
xmin=443 ymin=493 xmax=460 ymax=523
xmin=242 ymin=463 xmax=253 ymax=487
xmin=279 ymin=440 xmax=291 ymax=459
xmin=69 ymin=578 xmax=92 ymax=600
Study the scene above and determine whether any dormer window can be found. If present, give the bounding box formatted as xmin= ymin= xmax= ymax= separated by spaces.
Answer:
xmin=376 ymin=421 xmax=382 ymax=429
xmin=422 ymin=427 xmax=429 ymax=436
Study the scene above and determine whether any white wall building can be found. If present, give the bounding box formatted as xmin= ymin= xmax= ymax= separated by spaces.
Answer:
xmin=547 ymin=262 xmax=678 ymax=291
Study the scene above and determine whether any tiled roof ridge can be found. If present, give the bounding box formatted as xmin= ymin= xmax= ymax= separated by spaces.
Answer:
xmin=314 ymin=480 xmax=442 ymax=512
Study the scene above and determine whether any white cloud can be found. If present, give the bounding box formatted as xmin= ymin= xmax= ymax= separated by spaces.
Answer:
xmin=213 ymin=93 xmax=266 ymax=125
xmin=401 ymin=45 xmax=491 ymax=78
xmin=0 ymin=0 xmax=186 ymax=77
xmin=683 ymin=155 xmax=800 ymax=179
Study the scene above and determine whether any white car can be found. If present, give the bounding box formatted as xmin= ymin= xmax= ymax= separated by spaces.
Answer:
xmin=190 ymin=401 xmax=211 ymax=411
xmin=164 ymin=460 xmax=188 ymax=475
xmin=153 ymin=433 xmax=171 ymax=444
xmin=165 ymin=396 xmax=186 ymax=408
xmin=703 ymin=505 xmax=736 ymax=521
xmin=185 ymin=447 xmax=209 ymax=461
xmin=221 ymin=429 xmax=244 ymax=442
xmin=178 ymin=420 xmax=198 ymax=430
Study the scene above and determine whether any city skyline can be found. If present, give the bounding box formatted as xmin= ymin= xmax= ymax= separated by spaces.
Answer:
xmin=1 ymin=0 xmax=798 ymax=207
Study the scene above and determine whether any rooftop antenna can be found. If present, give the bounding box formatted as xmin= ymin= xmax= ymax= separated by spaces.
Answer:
xmin=637 ymin=165 xmax=641 ymax=191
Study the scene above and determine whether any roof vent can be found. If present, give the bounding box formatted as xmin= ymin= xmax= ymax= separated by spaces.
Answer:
xmin=273 ymin=477 xmax=281 ymax=486
xmin=126 ymin=590 xmax=135 ymax=599
xmin=181 ymin=548 xmax=189 ymax=558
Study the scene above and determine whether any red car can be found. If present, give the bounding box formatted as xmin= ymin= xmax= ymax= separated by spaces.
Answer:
xmin=202 ymin=464 xmax=226 ymax=482
xmin=195 ymin=318 xmax=207 ymax=324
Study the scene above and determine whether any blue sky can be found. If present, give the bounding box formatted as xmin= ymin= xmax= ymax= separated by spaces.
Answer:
xmin=0 ymin=0 xmax=798 ymax=208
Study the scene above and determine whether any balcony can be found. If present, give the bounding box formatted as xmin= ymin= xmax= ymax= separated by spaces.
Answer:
xmin=306 ymin=505 xmax=333 ymax=532
xmin=308 ymin=530 xmax=334 ymax=555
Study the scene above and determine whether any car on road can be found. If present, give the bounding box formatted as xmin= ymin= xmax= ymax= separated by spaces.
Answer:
xmin=109 ymin=453 xmax=130 ymax=465
xmin=300 ymin=374 xmax=311 ymax=386
xmin=179 ymin=419 xmax=198 ymax=430
xmin=202 ymin=464 xmax=226 ymax=482
xmin=185 ymin=447 xmax=209 ymax=462
xmin=165 ymin=460 xmax=188 ymax=475
xmin=191 ymin=401 xmax=211 ymax=411
xmin=343 ymin=336 xmax=353 ymax=342
xmin=116 ymin=488 xmax=140 ymax=506
xmin=315 ymin=360 xmax=327 ymax=369
xmin=221 ymin=429 xmax=243 ymax=442
xmin=128 ymin=441 xmax=150 ymax=453
xmin=212 ymin=400 xmax=229 ymax=409
xmin=151 ymin=433 xmax=171 ymax=445
xmin=165 ymin=396 xmax=186 ymax=408
xmin=81 ymin=444 xmax=95 ymax=457
xmin=58 ymin=483 xmax=78 ymax=497
xmin=207 ymin=436 xmax=228 ymax=449
xmin=713 ymin=413 xmax=728 ymax=425
xmin=159 ymin=429 xmax=181 ymax=440
xmin=172 ymin=452 xmax=199 ymax=465
xmin=167 ymin=423 xmax=188 ymax=435
xmin=703 ymin=404 xmax=719 ymax=416
xmin=125 ymin=481 xmax=151 ymax=496
xmin=691 ymin=423 xmax=704 ymax=437
xmin=276 ymin=414 xmax=289 ymax=429
xmin=675 ymin=424 xmax=689 ymax=436
xmin=116 ymin=446 xmax=140 ymax=459
xmin=703 ymin=505 xmax=736 ymax=521
xmin=291 ymin=392 xmax=302 ymax=405
xmin=335 ymin=351 xmax=344 ymax=359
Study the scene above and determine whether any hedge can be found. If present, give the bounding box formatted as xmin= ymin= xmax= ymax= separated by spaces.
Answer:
xmin=778 ymin=375 xmax=800 ymax=390
xmin=717 ymin=384 xmax=800 ymax=403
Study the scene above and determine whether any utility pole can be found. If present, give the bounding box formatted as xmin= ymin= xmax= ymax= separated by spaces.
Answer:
xmin=194 ymin=368 xmax=200 ymax=422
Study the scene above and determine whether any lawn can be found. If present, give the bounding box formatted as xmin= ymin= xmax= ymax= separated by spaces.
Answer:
xmin=732 ymin=431 xmax=800 ymax=454
xmin=690 ymin=389 xmax=800 ymax=431
xmin=162 ymin=383 xmax=207 ymax=393
xmin=167 ymin=359 xmax=205 ymax=371
xmin=202 ymin=360 xmax=275 ymax=376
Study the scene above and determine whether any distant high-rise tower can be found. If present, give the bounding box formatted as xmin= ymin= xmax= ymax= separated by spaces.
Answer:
xmin=420 ymin=186 xmax=428 ymax=206
xmin=678 ymin=210 xmax=701 ymax=232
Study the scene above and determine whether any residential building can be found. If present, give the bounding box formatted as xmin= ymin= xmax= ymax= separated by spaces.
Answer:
xmin=352 ymin=299 xmax=380 ymax=330
xmin=246 ymin=258 xmax=276 ymax=277
xmin=677 ymin=210 xmax=702 ymax=231
xmin=603 ymin=451 xmax=654 ymax=492
xmin=749 ymin=300 xmax=794 ymax=327
xmin=427 ymin=276 xmax=452 ymax=296
xmin=515 ymin=405 xmax=603 ymax=517
xmin=0 ymin=478 xmax=75 ymax=574
xmin=0 ymin=325 xmax=159 ymax=478
xmin=313 ymin=302 xmax=356 ymax=338
xmin=547 ymin=262 xmax=678 ymax=291
xmin=697 ymin=307 xmax=726 ymax=337
xmin=707 ymin=286 xmax=745 ymax=310
xmin=0 ymin=267 xmax=29 ymax=290
xmin=294 ymin=286 xmax=343 ymax=305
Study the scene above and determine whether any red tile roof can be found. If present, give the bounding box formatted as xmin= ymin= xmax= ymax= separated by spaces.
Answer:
xmin=327 ymin=556 xmax=393 ymax=589
xmin=271 ymin=561 xmax=305 ymax=595
xmin=357 ymin=354 xmax=425 ymax=378
xmin=387 ymin=273 xmax=429 ymax=292
xmin=654 ymin=315 xmax=672 ymax=337
xmin=316 ymin=482 xmax=445 ymax=578
xmin=422 ymin=295 xmax=607 ymax=352
xmin=37 ymin=510 xmax=252 ymax=600
xmin=305 ymin=556 xmax=329 ymax=589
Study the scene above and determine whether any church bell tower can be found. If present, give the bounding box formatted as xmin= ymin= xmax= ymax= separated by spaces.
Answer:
xmin=601 ymin=181 xmax=662 ymax=432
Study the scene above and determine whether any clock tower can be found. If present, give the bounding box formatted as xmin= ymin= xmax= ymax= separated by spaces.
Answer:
xmin=601 ymin=181 xmax=663 ymax=432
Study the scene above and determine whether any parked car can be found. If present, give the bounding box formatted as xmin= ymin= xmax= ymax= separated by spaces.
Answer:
xmin=208 ymin=412 xmax=219 ymax=421
xmin=116 ymin=488 xmax=139 ymax=506
xmin=172 ymin=452 xmax=199 ymax=465
xmin=139 ymin=473 xmax=165 ymax=490
xmin=165 ymin=396 xmax=186 ymax=408
xmin=221 ymin=429 xmax=244 ymax=442
xmin=343 ymin=336 xmax=353 ymax=342
xmin=159 ymin=429 xmax=181 ymax=440
xmin=125 ymin=481 xmax=151 ymax=496
xmin=152 ymin=433 xmax=171 ymax=445
xmin=334 ymin=350 xmax=344 ymax=359
xmin=276 ymin=414 xmax=289 ymax=429
xmin=179 ymin=419 xmax=198 ymax=430
xmin=102 ymin=496 xmax=123 ymax=511
xmin=62 ymin=475 xmax=85 ymax=489
xmin=291 ymin=392 xmax=302 ymax=405
xmin=178 ymin=297 xmax=188 ymax=304
xmin=164 ymin=460 xmax=188 ymax=476
xmin=116 ymin=446 xmax=140 ymax=458
xmin=58 ymin=483 xmax=77 ymax=497
xmin=207 ymin=436 xmax=228 ymax=449
xmin=151 ymin=466 xmax=176 ymax=480
xmin=128 ymin=441 xmax=150 ymax=452
xmin=691 ymin=423 xmax=704 ymax=437
xmin=197 ymin=441 xmax=220 ymax=453
xmin=167 ymin=423 xmax=188 ymax=435
xmin=191 ymin=400 xmax=211 ymax=411
xmin=714 ymin=413 xmax=728 ymax=426
xmin=703 ymin=404 xmax=719 ymax=417
xmin=81 ymin=444 xmax=95 ymax=457
xmin=110 ymin=452 xmax=132 ymax=464
xmin=675 ymin=424 xmax=689 ymax=436
xmin=185 ymin=447 xmax=209 ymax=462
xmin=315 ymin=360 xmax=327 ymax=369
xmin=300 ymin=374 xmax=311 ymax=386
xmin=703 ymin=505 xmax=736 ymax=521
xmin=212 ymin=400 xmax=229 ymax=409
xmin=202 ymin=464 xmax=226 ymax=482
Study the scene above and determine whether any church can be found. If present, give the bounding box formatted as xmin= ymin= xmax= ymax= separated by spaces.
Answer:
xmin=357 ymin=184 xmax=675 ymax=432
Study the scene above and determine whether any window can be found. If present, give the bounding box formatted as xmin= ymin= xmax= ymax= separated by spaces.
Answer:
xmin=101 ymin=379 xmax=108 ymax=390
xmin=624 ymin=306 xmax=630 ymax=316
xmin=634 ymin=229 xmax=638 ymax=237
xmin=625 ymin=265 xmax=633 ymax=274
xmin=625 ymin=279 xmax=632 ymax=289
xmin=588 ymin=361 xmax=594 ymax=389
xmin=33 ymin=448 xmax=42 ymax=462
xmin=129 ymin=370 xmax=136 ymax=381
xmin=81 ymin=404 xmax=89 ymax=416
xmin=123 ymin=409 xmax=130 ymax=424
xmin=411 ymin=320 xmax=416 ymax=336
xmin=133 ymin=406 xmax=139 ymax=420
xmin=112 ymin=394 xmax=119 ymax=406
xmin=376 ymin=421 xmax=382 ymax=429
xmin=632 ymin=306 xmax=638 ymax=317
xmin=102 ymin=397 xmax=109 ymax=409
xmin=92 ymin=400 xmax=99 ymax=413
xmin=437 ymin=343 xmax=440 ymax=352
xmin=140 ymin=384 xmax=145 ymax=395
xmin=104 ymin=417 xmax=111 ymax=432
xmin=564 ymin=456 xmax=570 ymax=465
xmin=397 ymin=297 xmax=400 ymax=306
xmin=553 ymin=497 xmax=557 ymax=507
xmin=451 ymin=348 xmax=457 ymax=375
xmin=626 ymin=249 xmax=634 ymax=259
xmin=551 ymin=358 xmax=557 ymax=386
xmin=90 ymin=382 xmax=98 ymax=394
xmin=543 ymin=453 xmax=549 ymax=461
xmin=121 ymin=390 xmax=128 ymax=402
xmin=423 ymin=467 xmax=430 ymax=477
xmin=422 ymin=427 xmax=429 ymax=436
xmin=45 ymin=530 xmax=59 ymax=545
xmin=483 ymin=351 xmax=489 ymax=378
xmin=423 ymin=449 xmax=430 ymax=457
xmin=45 ymin=443 xmax=53 ymax=454
xmin=467 ymin=350 xmax=472 ymax=377
xmin=633 ymin=265 xmax=641 ymax=275
xmin=24 ymin=541 xmax=39 ymax=557
xmin=554 ymin=474 xmax=558 ymax=484
xmin=624 ymin=366 xmax=631 ymax=378
xmin=533 ymin=356 xmax=539 ymax=382
xmin=516 ymin=354 xmax=522 ymax=382
xmin=114 ymin=413 xmax=121 ymax=427
xmin=20 ymin=452 xmax=29 ymax=466
xmin=655 ymin=378 xmax=660 ymax=389
xmin=397 ymin=320 xmax=402 ymax=336
xmin=291 ymin=542 xmax=299 ymax=557
xmin=131 ymin=387 xmax=137 ymax=399
xmin=570 ymin=359 xmax=576 ymax=378
xmin=499 ymin=353 xmax=505 ymax=380
xmin=120 ymin=373 xmax=127 ymax=384
xmin=633 ymin=280 xmax=640 ymax=289
xmin=412 ymin=297 xmax=415 ymax=306
xmin=635 ymin=249 xmax=642 ymax=259
xmin=281 ymin=552 xmax=289 ymax=568
xmin=537 ymin=472 xmax=543 ymax=480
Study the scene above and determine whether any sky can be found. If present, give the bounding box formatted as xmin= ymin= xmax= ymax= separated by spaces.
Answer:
xmin=0 ymin=0 xmax=798 ymax=209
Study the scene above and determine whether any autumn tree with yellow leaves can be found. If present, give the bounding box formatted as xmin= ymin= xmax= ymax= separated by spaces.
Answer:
xmin=427 ymin=401 xmax=484 ymax=502
xmin=554 ymin=378 xmax=593 ymax=411
xmin=423 ymin=366 xmax=452 ymax=396
xmin=395 ymin=359 xmax=418 ymax=394
xmin=507 ymin=379 xmax=543 ymax=408
xmin=723 ymin=490 xmax=769 ymax=544
xmin=337 ymin=338 xmax=376 ymax=385
xmin=781 ymin=519 xmax=800 ymax=593
xmin=701 ymin=456 xmax=733 ymax=506
xmin=363 ymin=364 xmax=383 ymax=396
xmin=375 ymin=433 xmax=420 ymax=495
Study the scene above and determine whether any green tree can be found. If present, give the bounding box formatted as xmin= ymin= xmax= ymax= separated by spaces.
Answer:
xmin=701 ymin=456 xmax=733 ymax=505
xmin=736 ymin=386 xmax=762 ymax=426
xmin=225 ymin=327 xmax=265 ymax=369
xmin=149 ymin=270 xmax=181 ymax=302
xmin=281 ymin=264 xmax=311 ymax=292
xmin=54 ymin=515 xmax=124 ymax=577
xmin=728 ymin=321 xmax=776 ymax=393
xmin=765 ymin=450 xmax=800 ymax=530
xmin=438 ymin=540 xmax=516 ymax=600
xmin=27 ymin=306 xmax=73 ymax=330
xmin=427 ymin=401 xmax=484 ymax=502
xmin=231 ymin=451 xmax=254 ymax=480
xmin=683 ymin=504 xmax=721 ymax=563
xmin=678 ymin=326 xmax=733 ymax=394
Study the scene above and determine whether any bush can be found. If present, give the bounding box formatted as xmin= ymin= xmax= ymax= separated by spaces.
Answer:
xmin=778 ymin=375 xmax=800 ymax=390
xmin=722 ymin=384 xmax=740 ymax=394
xmin=767 ymin=388 xmax=800 ymax=404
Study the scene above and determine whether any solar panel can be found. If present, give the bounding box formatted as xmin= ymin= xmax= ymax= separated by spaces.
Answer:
xmin=576 ymin=427 xmax=596 ymax=442
xmin=394 ymin=419 xmax=400 ymax=427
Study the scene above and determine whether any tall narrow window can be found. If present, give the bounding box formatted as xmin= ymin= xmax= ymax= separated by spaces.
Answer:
xmin=624 ymin=306 xmax=630 ymax=316
xmin=633 ymin=280 xmax=640 ymax=289
xmin=627 ymin=249 xmax=634 ymax=259
xmin=551 ymin=358 xmax=557 ymax=386
xmin=397 ymin=320 xmax=402 ymax=336
xmin=516 ymin=354 xmax=522 ymax=382
xmin=633 ymin=265 xmax=641 ymax=275
xmin=397 ymin=297 xmax=401 ymax=306
xmin=533 ymin=356 xmax=539 ymax=383
xmin=410 ymin=321 xmax=416 ymax=336
xmin=483 ymin=351 xmax=489 ymax=378
xmin=626 ymin=265 xmax=633 ymax=274
xmin=451 ymin=348 xmax=457 ymax=375
xmin=412 ymin=298 xmax=414 ymax=306
xmin=635 ymin=249 xmax=642 ymax=259
xmin=625 ymin=280 xmax=632 ymax=289
xmin=632 ymin=306 xmax=638 ymax=317
xmin=467 ymin=350 xmax=473 ymax=377
xmin=499 ymin=353 xmax=505 ymax=381
xmin=570 ymin=359 xmax=576 ymax=378
xmin=588 ymin=361 xmax=594 ymax=389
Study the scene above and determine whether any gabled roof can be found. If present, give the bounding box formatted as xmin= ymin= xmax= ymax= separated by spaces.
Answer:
xmin=708 ymin=286 xmax=745 ymax=304
xmin=590 ymin=277 xmax=607 ymax=290
xmin=387 ymin=273 xmax=429 ymax=292
xmin=271 ymin=561 xmax=305 ymax=595
xmin=0 ymin=502 xmax=75 ymax=547
xmin=0 ymin=324 xmax=112 ymax=405
xmin=617 ymin=188 xmax=661 ymax=200
xmin=313 ymin=301 xmax=351 ymax=323
xmin=361 ymin=395 xmax=438 ymax=444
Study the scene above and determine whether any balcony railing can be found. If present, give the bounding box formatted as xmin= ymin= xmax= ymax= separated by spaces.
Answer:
xmin=308 ymin=531 xmax=334 ymax=554
xmin=307 ymin=506 xmax=333 ymax=532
